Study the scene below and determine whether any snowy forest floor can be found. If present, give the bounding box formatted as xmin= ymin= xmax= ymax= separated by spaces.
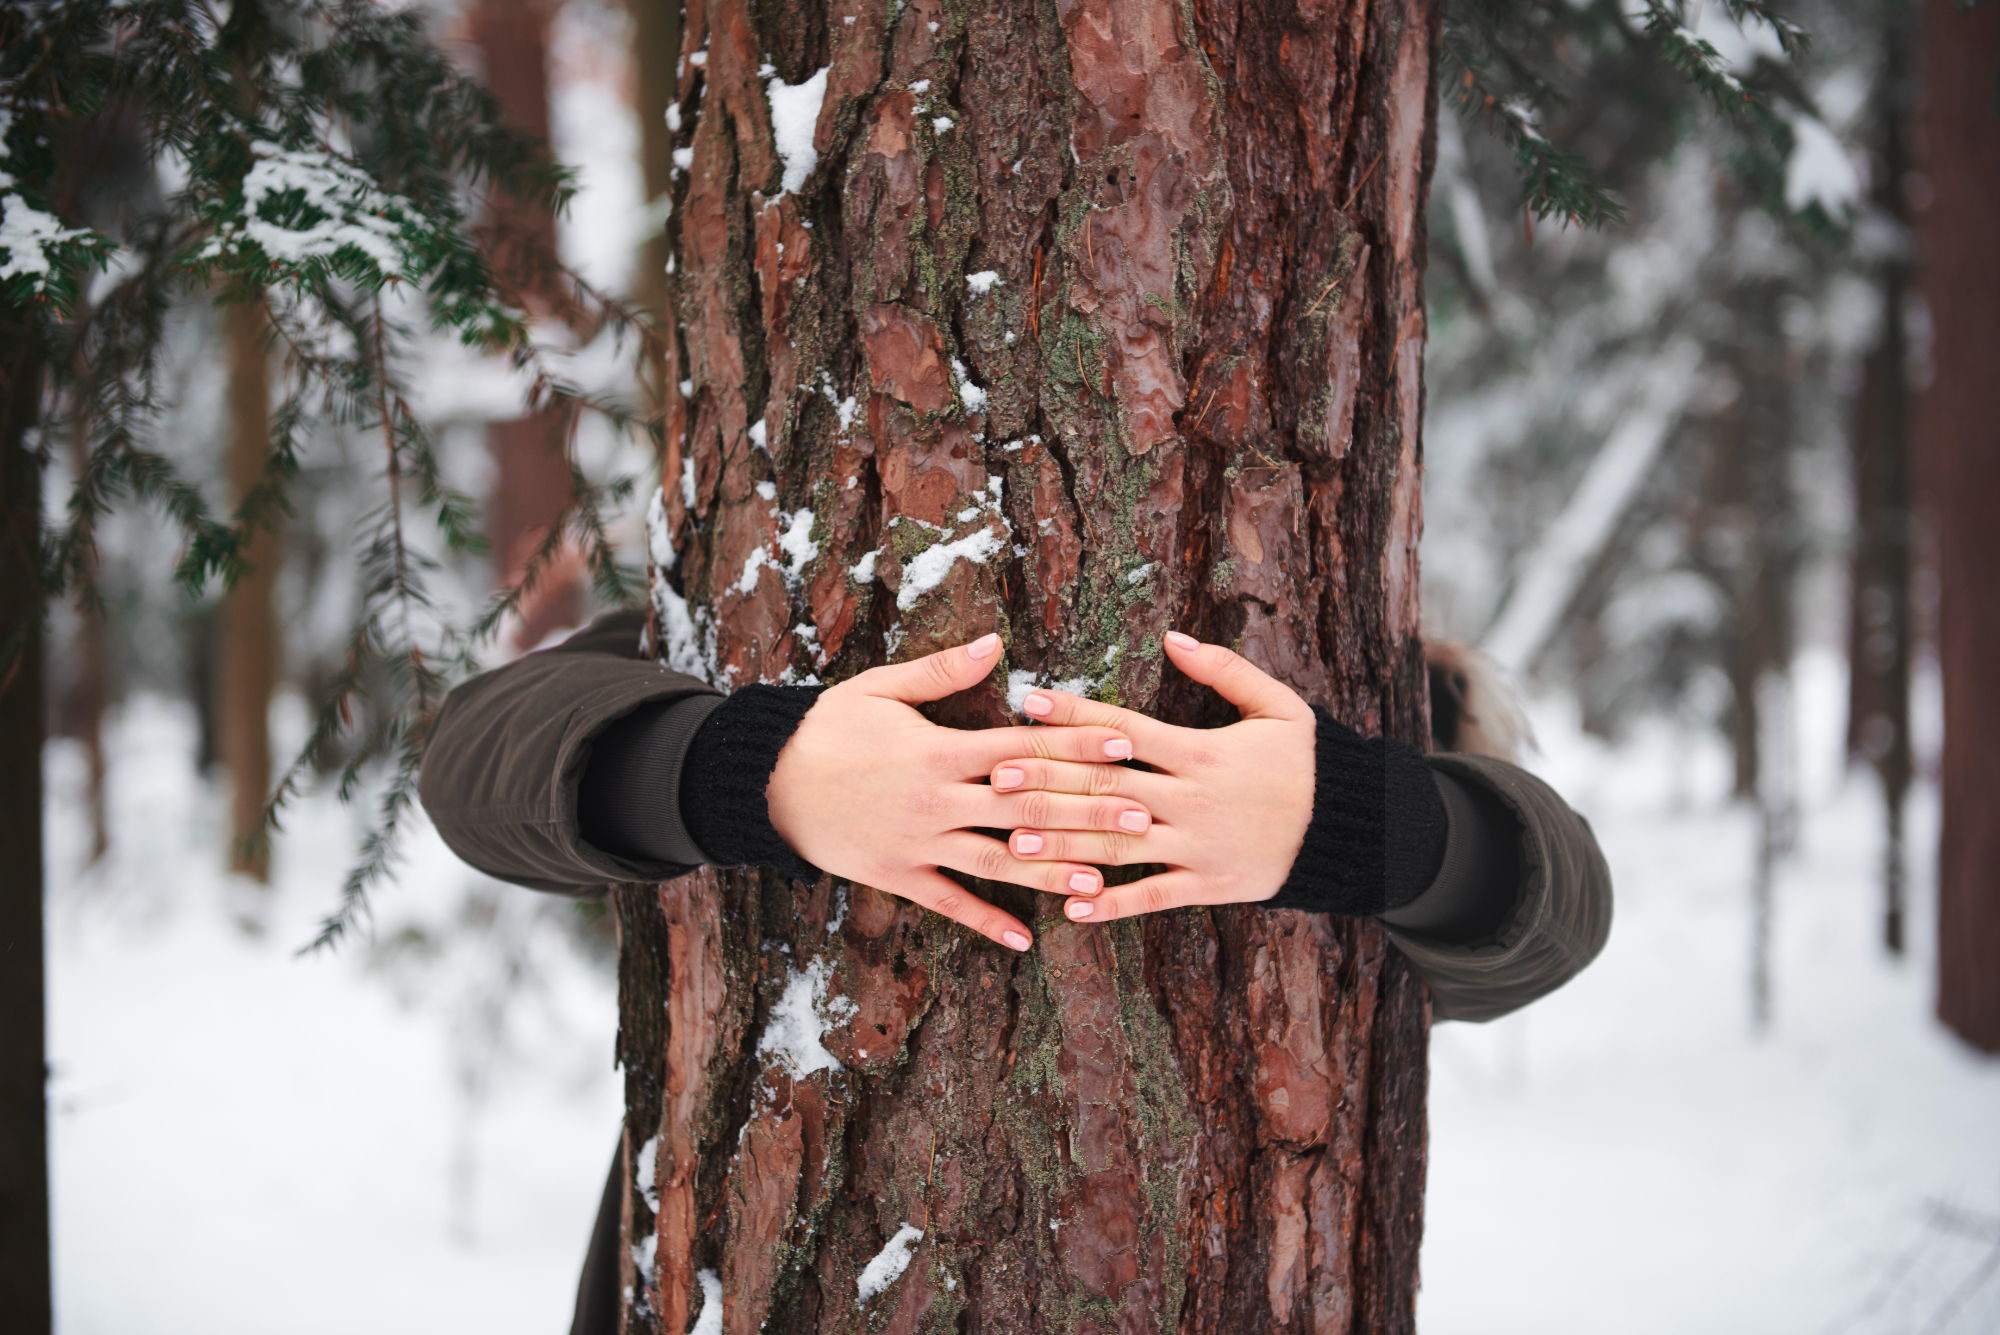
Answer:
xmin=43 ymin=650 xmax=2000 ymax=1334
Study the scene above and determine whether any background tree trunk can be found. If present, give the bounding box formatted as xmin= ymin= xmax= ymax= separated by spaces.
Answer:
xmin=0 ymin=313 xmax=52 ymax=1334
xmin=624 ymin=0 xmax=1438 ymax=1328
xmin=1920 ymin=0 xmax=2000 ymax=1053
xmin=467 ymin=0 xmax=586 ymax=653
xmin=219 ymin=296 xmax=279 ymax=882
xmin=1845 ymin=9 xmax=1915 ymax=957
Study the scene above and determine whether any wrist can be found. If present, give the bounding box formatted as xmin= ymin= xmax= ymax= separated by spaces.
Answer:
xmin=679 ymin=684 xmax=827 ymax=880
xmin=1261 ymin=707 xmax=1447 ymax=917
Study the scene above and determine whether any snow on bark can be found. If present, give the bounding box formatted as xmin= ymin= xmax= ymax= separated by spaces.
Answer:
xmin=854 ymin=1224 xmax=924 ymax=1306
xmin=754 ymin=956 xmax=856 ymax=1080
xmin=764 ymin=66 xmax=830 ymax=195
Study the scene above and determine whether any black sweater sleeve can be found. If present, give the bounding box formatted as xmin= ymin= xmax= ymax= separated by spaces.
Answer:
xmin=578 ymin=684 xmax=825 ymax=882
xmin=1256 ymin=708 xmax=1522 ymax=943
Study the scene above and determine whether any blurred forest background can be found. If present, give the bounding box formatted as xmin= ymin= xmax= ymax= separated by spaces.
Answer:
xmin=9 ymin=0 xmax=1998 ymax=1331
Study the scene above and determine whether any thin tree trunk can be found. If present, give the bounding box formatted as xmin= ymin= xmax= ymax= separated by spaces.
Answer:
xmin=623 ymin=1 xmax=1439 ymax=1329
xmin=467 ymin=0 xmax=585 ymax=653
xmin=56 ymin=413 xmax=110 ymax=866
xmin=219 ymin=296 xmax=280 ymax=881
xmin=0 ymin=310 xmax=52 ymax=1334
xmin=1920 ymin=0 xmax=2000 ymax=1053
xmin=630 ymin=0 xmax=684 ymax=406
xmin=1845 ymin=11 xmax=1915 ymax=956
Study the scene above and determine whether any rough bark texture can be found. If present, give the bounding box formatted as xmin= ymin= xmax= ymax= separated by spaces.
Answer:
xmin=626 ymin=0 xmax=1438 ymax=1328
xmin=219 ymin=296 xmax=279 ymax=881
xmin=1920 ymin=0 xmax=2000 ymax=1054
xmin=1 ymin=313 xmax=52 ymax=1334
xmin=468 ymin=0 xmax=587 ymax=652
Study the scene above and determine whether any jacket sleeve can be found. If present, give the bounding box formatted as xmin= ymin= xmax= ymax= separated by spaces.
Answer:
xmin=417 ymin=610 xmax=724 ymax=896
xmin=1383 ymin=752 xmax=1613 ymax=1022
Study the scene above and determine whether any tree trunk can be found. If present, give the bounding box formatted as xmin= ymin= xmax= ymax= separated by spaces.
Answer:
xmin=467 ymin=0 xmax=586 ymax=653
xmin=1920 ymin=0 xmax=2000 ymax=1053
xmin=0 ymin=311 xmax=51 ymax=1334
xmin=630 ymin=0 xmax=685 ymax=408
xmin=53 ymin=412 xmax=110 ymax=866
xmin=1845 ymin=11 xmax=1915 ymax=956
xmin=625 ymin=0 xmax=1438 ymax=1329
xmin=219 ymin=296 xmax=280 ymax=882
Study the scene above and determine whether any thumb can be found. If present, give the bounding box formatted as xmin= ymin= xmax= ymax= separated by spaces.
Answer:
xmin=1163 ymin=631 xmax=1310 ymax=721
xmin=856 ymin=632 xmax=1003 ymax=704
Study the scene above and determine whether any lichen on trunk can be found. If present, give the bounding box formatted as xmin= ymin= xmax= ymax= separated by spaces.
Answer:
xmin=623 ymin=0 xmax=1440 ymax=1328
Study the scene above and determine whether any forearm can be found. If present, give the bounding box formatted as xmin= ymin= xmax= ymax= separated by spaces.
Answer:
xmin=417 ymin=611 xmax=725 ymax=893
xmin=1262 ymin=707 xmax=1521 ymax=942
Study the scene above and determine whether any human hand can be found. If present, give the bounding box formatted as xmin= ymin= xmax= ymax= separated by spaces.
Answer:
xmin=990 ymin=631 xmax=1319 ymax=923
xmin=764 ymin=633 xmax=1158 ymax=951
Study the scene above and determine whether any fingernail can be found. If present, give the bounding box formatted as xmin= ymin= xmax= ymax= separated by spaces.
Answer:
xmin=1069 ymin=871 xmax=1098 ymax=895
xmin=994 ymin=766 xmax=1025 ymax=790
xmin=1066 ymin=900 xmax=1094 ymax=919
xmin=1118 ymin=810 xmax=1148 ymax=833
xmin=1165 ymin=630 xmax=1198 ymax=650
xmin=1022 ymin=693 xmax=1053 ymax=717
xmin=1003 ymin=929 xmax=1032 ymax=951
xmin=968 ymin=633 xmax=1000 ymax=660
xmin=1015 ymin=832 xmax=1044 ymax=854
xmin=1103 ymin=738 xmax=1133 ymax=760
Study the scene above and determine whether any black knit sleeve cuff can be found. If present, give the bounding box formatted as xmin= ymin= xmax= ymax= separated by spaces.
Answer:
xmin=1261 ymin=707 xmax=1448 ymax=917
xmin=677 ymin=684 xmax=826 ymax=882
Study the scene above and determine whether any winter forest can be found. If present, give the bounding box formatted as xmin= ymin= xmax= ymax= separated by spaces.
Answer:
xmin=3 ymin=0 xmax=1997 ymax=1331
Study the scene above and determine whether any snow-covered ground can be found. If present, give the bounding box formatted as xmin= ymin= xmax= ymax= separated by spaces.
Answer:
xmin=1422 ymin=652 xmax=2000 ymax=1334
xmin=44 ymin=696 xmax=622 ymax=1335
xmin=43 ymin=652 xmax=2000 ymax=1333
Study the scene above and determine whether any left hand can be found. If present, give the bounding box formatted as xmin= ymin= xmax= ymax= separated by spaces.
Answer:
xmin=992 ymin=632 xmax=1319 ymax=923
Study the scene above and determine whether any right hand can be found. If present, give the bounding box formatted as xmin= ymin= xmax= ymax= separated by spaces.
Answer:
xmin=764 ymin=633 xmax=1155 ymax=951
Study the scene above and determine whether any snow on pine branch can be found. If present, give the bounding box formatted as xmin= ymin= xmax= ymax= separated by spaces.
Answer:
xmin=197 ymin=141 xmax=437 ymax=284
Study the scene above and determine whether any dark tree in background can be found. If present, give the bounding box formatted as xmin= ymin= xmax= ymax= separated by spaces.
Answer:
xmin=1844 ymin=0 xmax=1916 ymax=957
xmin=468 ymin=0 xmax=588 ymax=652
xmin=0 ymin=303 xmax=53 ymax=1335
xmin=619 ymin=0 xmax=1439 ymax=1328
xmin=1921 ymin=0 xmax=2000 ymax=1054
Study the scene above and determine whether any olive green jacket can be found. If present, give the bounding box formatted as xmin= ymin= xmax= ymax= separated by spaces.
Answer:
xmin=418 ymin=613 xmax=1611 ymax=1022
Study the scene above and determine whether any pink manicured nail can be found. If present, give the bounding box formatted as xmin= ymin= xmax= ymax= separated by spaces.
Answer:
xmin=1022 ymin=693 xmax=1053 ymax=717
xmin=994 ymin=767 xmax=1025 ymax=791
xmin=1069 ymin=872 xmax=1098 ymax=894
xmin=1003 ymin=929 xmax=1032 ymax=951
xmin=1066 ymin=899 xmax=1094 ymax=919
xmin=1118 ymin=810 xmax=1149 ymax=833
xmin=967 ymin=633 xmax=1000 ymax=660
xmin=1015 ymin=832 xmax=1045 ymax=854
xmin=1103 ymin=738 xmax=1133 ymax=760
xmin=1165 ymin=630 xmax=1199 ymax=650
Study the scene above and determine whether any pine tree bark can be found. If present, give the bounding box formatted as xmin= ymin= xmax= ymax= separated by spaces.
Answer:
xmin=0 ymin=311 xmax=52 ymax=1334
xmin=1920 ymin=0 xmax=2000 ymax=1053
xmin=219 ymin=296 xmax=280 ymax=881
xmin=624 ymin=1 xmax=1438 ymax=1328
xmin=467 ymin=0 xmax=586 ymax=653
